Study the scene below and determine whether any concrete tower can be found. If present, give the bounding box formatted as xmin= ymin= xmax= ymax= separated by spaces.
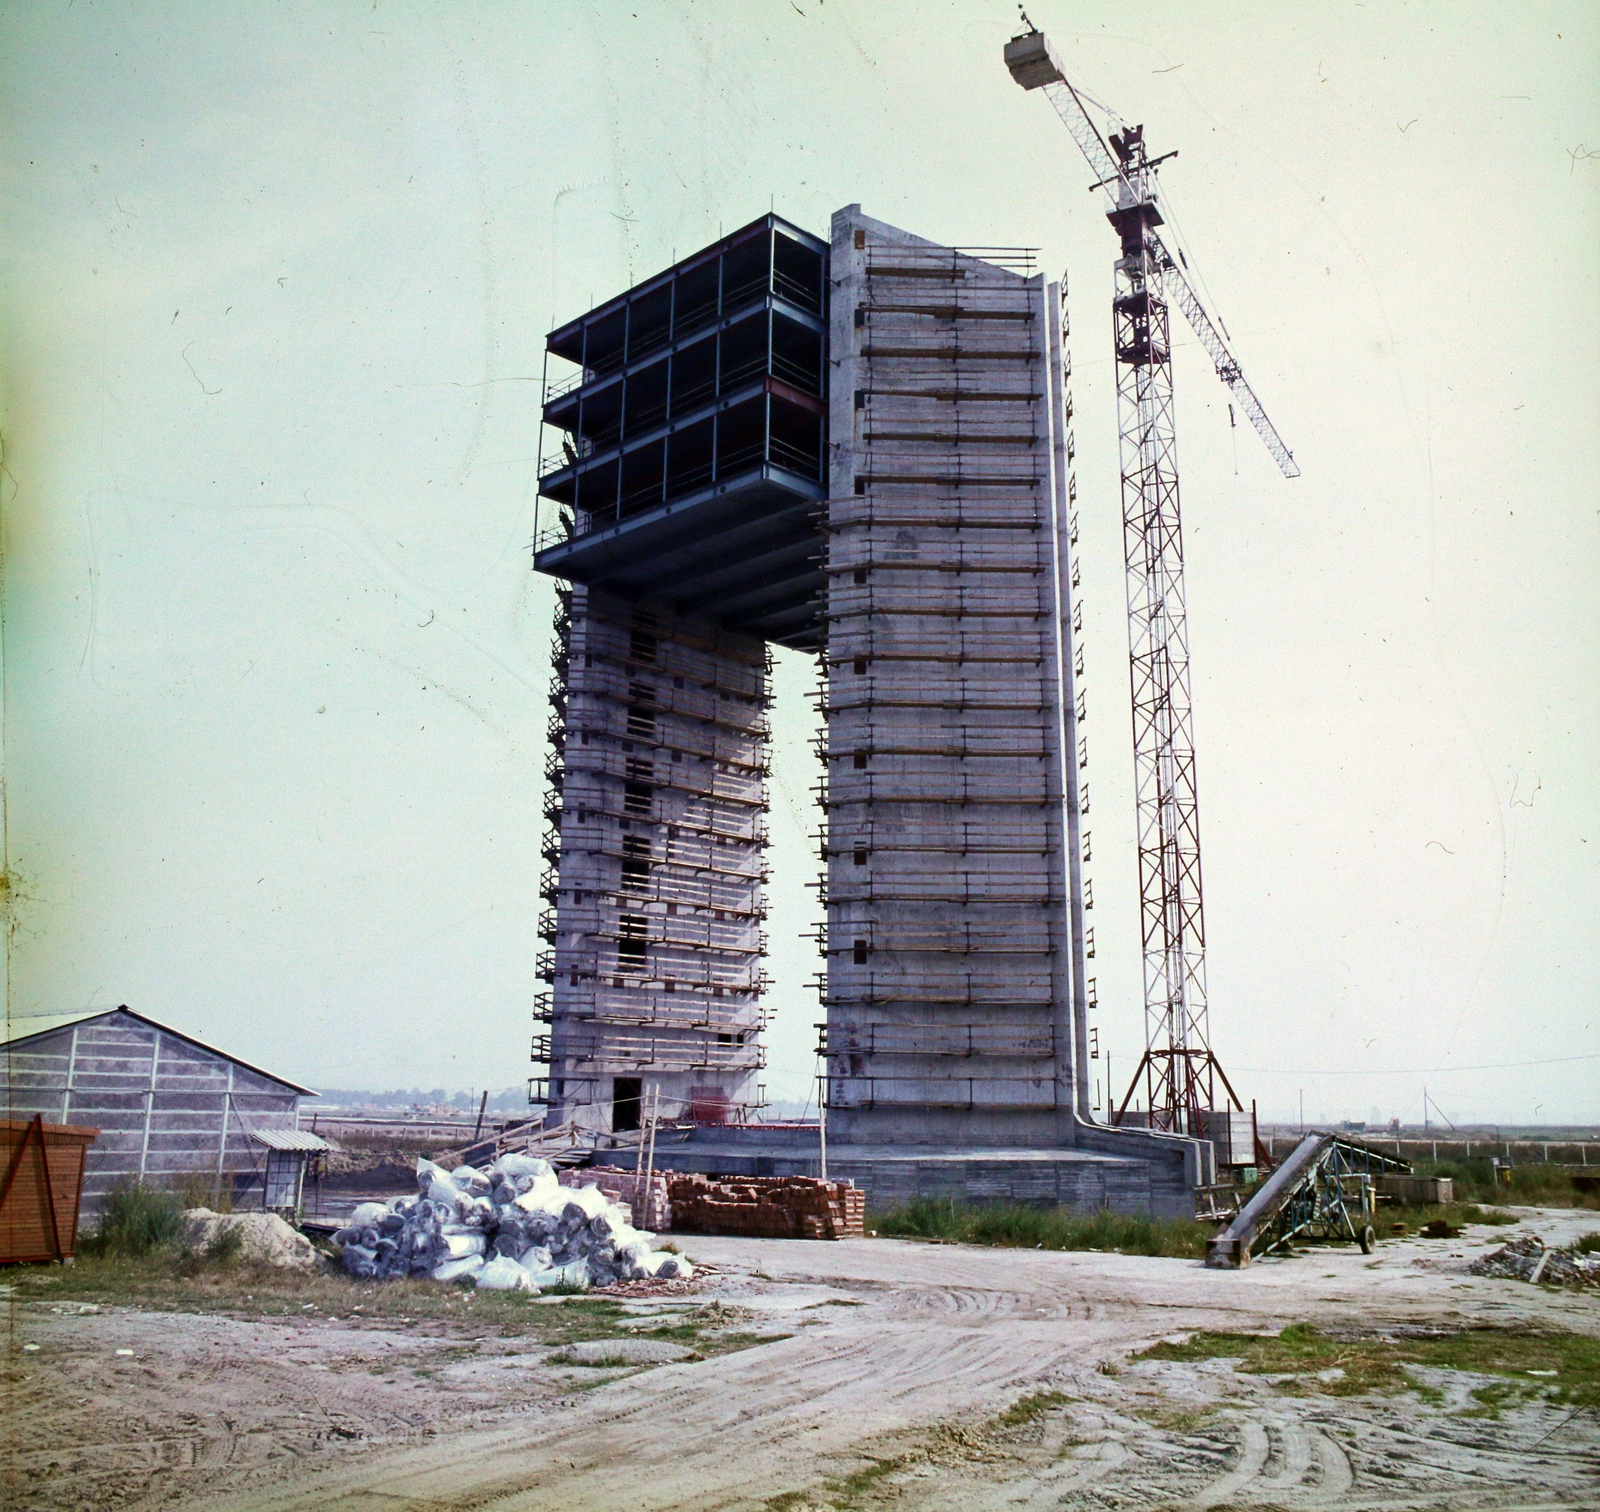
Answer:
xmin=533 ymin=215 xmax=828 ymax=1134
xmin=533 ymin=209 xmax=1206 ymax=1212
xmin=820 ymin=207 xmax=1090 ymax=1146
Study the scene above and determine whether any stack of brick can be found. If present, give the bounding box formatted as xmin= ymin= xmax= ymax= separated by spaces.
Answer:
xmin=560 ymin=1165 xmax=672 ymax=1231
xmin=666 ymin=1174 xmax=865 ymax=1240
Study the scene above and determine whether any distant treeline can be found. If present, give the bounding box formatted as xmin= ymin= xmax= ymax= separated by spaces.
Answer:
xmin=304 ymin=1087 xmax=529 ymax=1113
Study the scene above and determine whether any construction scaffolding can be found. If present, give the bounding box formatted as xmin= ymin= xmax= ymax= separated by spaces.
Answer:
xmin=526 ymin=207 xmax=1209 ymax=1215
xmin=537 ymin=586 xmax=770 ymax=1132
xmin=818 ymin=208 xmax=1091 ymax=1144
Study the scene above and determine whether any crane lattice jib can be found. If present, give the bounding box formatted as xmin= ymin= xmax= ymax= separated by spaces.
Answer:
xmin=1154 ymin=253 xmax=1300 ymax=479
xmin=1005 ymin=26 xmax=1298 ymax=1137
xmin=1021 ymin=47 xmax=1299 ymax=483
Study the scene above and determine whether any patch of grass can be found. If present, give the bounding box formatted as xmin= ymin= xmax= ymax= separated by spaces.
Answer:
xmin=639 ymin=1320 xmax=706 ymax=1343
xmin=172 ymin=1220 xmax=246 ymax=1277
xmin=836 ymin=1457 xmax=905 ymax=1499
xmin=996 ymin=1389 xmax=1073 ymax=1427
xmin=1137 ymin=1323 xmax=1600 ymax=1406
xmin=873 ymin=1199 xmax=1211 ymax=1258
xmin=1129 ymin=1401 xmax=1225 ymax=1435
xmin=78 ymin=1180 xmax=186 ymax=1257
xmin=1384 ymin=1200 xmax=1519 ymax=1233
xmin=1457 ymin=1203 xmax=1519 ymax=1224
xmin=17 ymin=1251 xmax=627 ymax=1338
xmin=1464 ymin=1379 xmax=1523 ymax=1418
xmin=760 ymin=1452 xmax=912 ymax=1510
xmin=16 ymin=1252 xmax=792 ymax=1374
xmin=1569 ymin=1231 xmax=1600 ymax=1256
xmin=203 ymin=1223 xmax=245 ymax=1263
xmin=1409 ymin=1159 xmax=1599 ymax=1210
xmin=700 ymin=1329 xmax=792 ymax=1358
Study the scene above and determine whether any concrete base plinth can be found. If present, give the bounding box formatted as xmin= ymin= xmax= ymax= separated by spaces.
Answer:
xmin=605 ymin=1125 xmax=1195 ymax=1221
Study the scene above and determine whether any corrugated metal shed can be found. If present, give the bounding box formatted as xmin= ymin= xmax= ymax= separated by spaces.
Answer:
xmin=1 ymin=1006 xmax=316 ymax=1213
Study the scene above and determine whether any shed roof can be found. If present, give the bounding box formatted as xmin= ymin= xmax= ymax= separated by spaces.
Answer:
xmin=0 ymin=1007 xmax=318 ymax=1097
xmin=249 ymin=1128 xmax=332 ymax=1152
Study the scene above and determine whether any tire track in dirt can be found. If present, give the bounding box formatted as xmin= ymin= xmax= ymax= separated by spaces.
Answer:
xmin=1191 ymin=1420 xmax=1269 ymax=1506
xmin=14 ymin=1221 xmax=1598 ymax=1512
xmin=195 ymin=1316 xmax=1117 ymax=1512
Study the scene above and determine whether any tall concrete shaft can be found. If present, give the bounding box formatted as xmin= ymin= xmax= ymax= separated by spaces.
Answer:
xmin=821 ymin=207 xmax=1092 ymax=1146
xmin=540 ymin=586 xmax=771 ymax=1132
xmin=532 ymin=215 xmax=828 ymax=1134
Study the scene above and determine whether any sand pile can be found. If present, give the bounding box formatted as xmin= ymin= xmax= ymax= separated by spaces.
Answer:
xmin=181 ymin=1209 xmax=321 ymax=1270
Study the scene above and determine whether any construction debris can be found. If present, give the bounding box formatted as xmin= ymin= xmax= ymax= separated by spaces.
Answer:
xmin=331 ymin=1153 xmax=691 ymax=1289
xmin=667 ymin=1174 xmax=865 ymax=1240
xmin=1467 ymin=1234 xmax=1600 ymax=1287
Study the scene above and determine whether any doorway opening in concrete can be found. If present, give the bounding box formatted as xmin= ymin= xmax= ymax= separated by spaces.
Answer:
xmin=612 ymin=1077 xmax=643 ymax=1133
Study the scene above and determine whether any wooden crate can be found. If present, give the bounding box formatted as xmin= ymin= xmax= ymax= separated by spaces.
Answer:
xmin=0 ymin=1115 xmax=100 ymax=1264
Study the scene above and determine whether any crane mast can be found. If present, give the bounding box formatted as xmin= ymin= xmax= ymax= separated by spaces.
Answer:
xmin=1005 ymin=23 xmax=1296 ymax=1137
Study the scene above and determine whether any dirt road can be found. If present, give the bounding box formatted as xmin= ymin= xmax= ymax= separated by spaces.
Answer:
xmin=4 ymin=1206 xmax=1597 ymax=1510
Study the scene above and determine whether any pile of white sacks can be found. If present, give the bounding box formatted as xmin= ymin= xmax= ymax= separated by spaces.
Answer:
xmin=332 ymin=1153 xmax=693 ymax=1291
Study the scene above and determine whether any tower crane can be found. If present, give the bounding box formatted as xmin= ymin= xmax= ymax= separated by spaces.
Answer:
xmin=1005 ymin=18 xmax=1299 ymax=1139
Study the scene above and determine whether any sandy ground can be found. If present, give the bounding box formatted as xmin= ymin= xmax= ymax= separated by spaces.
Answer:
xmin=3 ymin=1206 xmax=1598 ymax=1511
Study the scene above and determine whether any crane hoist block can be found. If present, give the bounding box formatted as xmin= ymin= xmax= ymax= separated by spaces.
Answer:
xmin=1004 ymin=31 xmax=1065 ymax=91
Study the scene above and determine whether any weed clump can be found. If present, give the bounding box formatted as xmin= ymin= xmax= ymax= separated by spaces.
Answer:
xmin=171 ymin=1171 xmax=234 ymax=1213
xmin=997 ymin=1389 xmax=1073 ymax=1427
xmin=873 ymin=1199 xmax=1210 ymax=1258
xmin=1408 ymin=1158 xmax=1598 ymax=1209
xmin=79 ymin=1179 xmax=185 ymax=1257
xmin=1385 ymin=1200 xmax=1518 ymax=1233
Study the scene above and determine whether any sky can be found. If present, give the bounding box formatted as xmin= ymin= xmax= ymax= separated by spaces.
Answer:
xmin=1 ymin=1 xmax=1596 ymax=1126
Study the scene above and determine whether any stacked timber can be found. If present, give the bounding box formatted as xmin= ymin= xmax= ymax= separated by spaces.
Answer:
xmin=667 ymin=1174 xmax=864 ymax=1240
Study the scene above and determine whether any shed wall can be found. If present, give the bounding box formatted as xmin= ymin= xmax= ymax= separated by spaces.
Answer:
xmin=2 ymin=1015 xmax=302 ymax=1211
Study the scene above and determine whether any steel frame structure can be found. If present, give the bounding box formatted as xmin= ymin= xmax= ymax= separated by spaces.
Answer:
xmin=1006 ymin=25 xmax=1299 ymax=1138
xmin=1108 ymin=124 xmax=1217 ymax=1133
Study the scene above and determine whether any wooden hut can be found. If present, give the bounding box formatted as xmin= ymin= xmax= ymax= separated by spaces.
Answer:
xmin=0 ymin=1007 xmax=318 ymax=1214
